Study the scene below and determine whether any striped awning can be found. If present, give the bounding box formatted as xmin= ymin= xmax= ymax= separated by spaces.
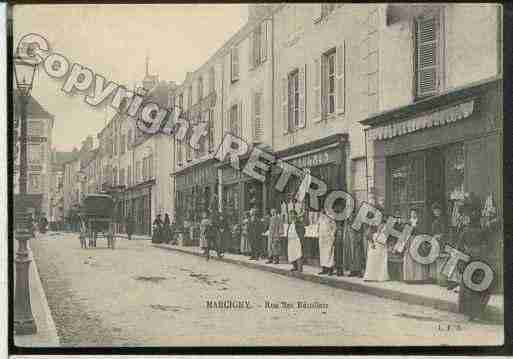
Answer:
xmin=368 ymin=100 xmax=474 ymax=141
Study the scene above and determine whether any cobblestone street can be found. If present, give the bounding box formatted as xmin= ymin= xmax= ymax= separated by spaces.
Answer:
xmin=29 ymin=232 xmax=503 ymax=347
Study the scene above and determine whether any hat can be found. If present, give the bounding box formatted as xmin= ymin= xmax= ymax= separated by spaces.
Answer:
xmin=431 ymin=201 xmax=442 ymax=211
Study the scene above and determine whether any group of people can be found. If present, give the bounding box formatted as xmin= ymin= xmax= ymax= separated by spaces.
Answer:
xmin=151 ymin=213 xmax=175 ymax=244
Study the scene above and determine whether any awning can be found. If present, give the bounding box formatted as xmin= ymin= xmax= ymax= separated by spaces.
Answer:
xmin=368 ymin=100 xmax=474 ymax=141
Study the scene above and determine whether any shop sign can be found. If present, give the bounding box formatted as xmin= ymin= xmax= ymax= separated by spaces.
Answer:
xmin=177 ymin=165 xmax=216 ymax=189
xmin=369 ymin=100 xmax=474 ymax=141
xmin=285 ymin=147 xmax=339 ymax=169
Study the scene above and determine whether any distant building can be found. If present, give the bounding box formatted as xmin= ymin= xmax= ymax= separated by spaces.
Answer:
xmin=13 ymin=92 xmax=54 ymax=219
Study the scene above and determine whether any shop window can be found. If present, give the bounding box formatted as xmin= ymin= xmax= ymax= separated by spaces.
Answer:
xmin=389 ymin=152 xmax=426 ymax=228
xmin=415 ymin=12 xmax=442 ymax=99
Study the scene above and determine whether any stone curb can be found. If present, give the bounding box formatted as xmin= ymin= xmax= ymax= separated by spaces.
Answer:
xmin=153 ymin=243 xmax=503 ymax=324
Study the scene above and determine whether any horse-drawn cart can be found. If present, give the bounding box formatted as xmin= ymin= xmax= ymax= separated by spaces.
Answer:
xmin=81 ymin=194 xmax=116 ymax=249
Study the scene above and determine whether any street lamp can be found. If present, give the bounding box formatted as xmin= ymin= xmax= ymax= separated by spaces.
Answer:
xmin=13 ymin=55 xmax=37 ymax=335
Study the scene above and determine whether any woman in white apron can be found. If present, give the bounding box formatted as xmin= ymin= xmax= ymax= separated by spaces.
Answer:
xmin=287 ymin=210 xmax=303 ymax=272
xmin=317 ymin=209 xmax=336 ymax=275
xmin=363 ymin=223 xmax=389 ymax=282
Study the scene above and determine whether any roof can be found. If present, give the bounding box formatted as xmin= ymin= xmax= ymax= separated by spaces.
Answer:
xmin=14 ymin=91 xmax=54 ymax=119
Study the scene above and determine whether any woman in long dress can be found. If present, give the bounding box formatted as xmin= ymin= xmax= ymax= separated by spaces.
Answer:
xmin=287 ymin=210 xmax=303 ymax=272
xmin=402 ymin=209 xmax=430 ymax=283
xmin=318 ymin=209 xmax=337 ymax=275
xmin=199 ymin=211 xmax=210 ymax=260
xmin=363 ymin=223 xmax=389 ymax=282
xmin=458 ymin=194 xmax=493 ymax=321
xmin=240 ymin=211 xmax=251 ymax=256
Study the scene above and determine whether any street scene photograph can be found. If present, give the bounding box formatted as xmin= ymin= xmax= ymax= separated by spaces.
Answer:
xmin=10 ymin=3 xmax=504 ymax=349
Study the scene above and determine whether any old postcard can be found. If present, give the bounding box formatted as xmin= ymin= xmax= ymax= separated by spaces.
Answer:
xmin=10 ymin=3 xmax=505 ymax=350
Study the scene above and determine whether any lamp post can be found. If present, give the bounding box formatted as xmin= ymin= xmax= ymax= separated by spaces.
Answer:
xmin=13 ymin=55 xmax=37 ymax=335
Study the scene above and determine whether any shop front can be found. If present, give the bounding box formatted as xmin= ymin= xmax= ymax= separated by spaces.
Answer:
xmin=174 ymin=160 xmax=217 ymax=246
xmin=363 ymin=78 xmax=502 ymax=292
xmin=125 ymin=179 xmax=154 ymax=236
xmin=270 ymin=134 xmax=348 ymax=266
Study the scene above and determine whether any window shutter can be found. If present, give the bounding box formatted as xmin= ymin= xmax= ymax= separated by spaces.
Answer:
xmin=312 ymin=58 xmax=321 ymax=122
xmin=249 ymin=32 xmax=255 ymax=70
xmin=313 ymin=4 xmax=322 ymax=22
xmin=238 ymin=101 xmax=243 ymax=138
xmin=298 ymin=65 xmax=306 ymax=128
xmin=260 ymin=21 xmax=268 ymax=63
xmin=416 ymin=15 xmax=438 ymax=97
xmin=336 ymin=41 xmax=346 ymax=115
xmin=281 ymin=77 xmax=288 ymax=134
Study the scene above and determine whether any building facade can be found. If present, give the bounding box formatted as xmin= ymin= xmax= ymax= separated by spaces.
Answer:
xmin=14 ymin=94 xmax=54 ymax=220
xmin=361 ymin=4 xmax=502 ymax=288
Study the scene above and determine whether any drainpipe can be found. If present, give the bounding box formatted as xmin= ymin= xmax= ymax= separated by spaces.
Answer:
xmin=271 ymin=12 xmax=275 ymax=150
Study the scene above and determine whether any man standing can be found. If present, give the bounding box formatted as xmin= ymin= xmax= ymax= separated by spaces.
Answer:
xmin=126 ymin=214 xmax=134 ymax=241
xmin=318 ymin=209 xmax=336 ymax=275
xmin=248 ymin=208 xmax=262 ymax=260
xmin=266 ymin=208 xmax=282 ymax=264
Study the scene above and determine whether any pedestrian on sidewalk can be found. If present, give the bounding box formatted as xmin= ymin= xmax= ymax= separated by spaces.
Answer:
xmin=215 ymin=211 xmax=230 ymax=258
xmin=318 ymin=209 xmax=336 ymax=275
xmin=240 ymin=211 xmax=251 ymax=256
xmin=126 ymin=215 xmax=134 ymax=241
xmin=287 ymin=209 xmax=303 ymax=272
xmin=152 ymin=214 xmax=164 ymax=244
xmin=248 ymin=208 xmax=263 ymax=260
xmin=79 ymin=216 xmax=88 ymax=249
xmin=402 ymin=209 xmax=430 ymax=283
xmin=363 ymin=222 xmax=389 ymax=282
xmin=200 ymin=211 xmax=211 ymax=260
xmin=266 ymin=208 xmax=282 ymax=264
xmin=163 ymin=213 xmax=172 ymax=244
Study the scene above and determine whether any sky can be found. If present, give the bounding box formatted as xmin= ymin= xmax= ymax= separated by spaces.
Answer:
xmin=12 ymin=4 xmax=248 ymax=152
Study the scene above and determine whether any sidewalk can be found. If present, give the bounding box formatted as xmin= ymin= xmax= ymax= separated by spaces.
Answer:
xmin=152 ymin=242 xmax=504 ymax=323
xmin=13 ymin=241 xmax=60 ymax=347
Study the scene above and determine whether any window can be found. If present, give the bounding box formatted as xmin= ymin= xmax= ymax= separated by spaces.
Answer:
xmin=178 ymin=93 xmax=184 ymax=110
xmin=208 ymin=108 xmax=214 ymax=152
xmin=288 ymin=70 xmax=299 ymax=131
xmin=119 ymin=168 xmax=125 ymax=186
xmin=28 ymin=144 xmax=42 ymax=163
xmin=197 ymin=77 xmax=203 ymax=101
xmin=127 ymin=130 xmax=132 ymax=149
xmin=28 ymin=121 xmax=44 ymax=137
xmin=188 ymin=86 xmax=192 ymax=109
xmin=177 ymin=141 xmax=183 ymax=165
xmin=229 ymin=104 xmax=240 ymax=136
xmin=136 ymin=161 xmax=141 ymax=183
xmin=322 ymin=4 xmax=336 ymax=18
xmin=323 ymin=50 xmax=336 ymax=115
xmin=253 ymin=92 xmax=263 ymax=142
xmin=231 ymin=46 xmax=240 ymax=82
xmin=127 ymin=165 xmax=132 ymax=186
xmin=251 ymin=22 xmax=268 ymax=68
xmin=120 ymin=134 xmax=126 ymax=155
xmin=209 ymin=68 xmax=215 ymax=94
xmin=415 ymin=12 xmax=441 ymax=98
xmin=113 ymin=167 xmax=118 ymax=186
xmin=29 ymin=174 xmax=41 ymax=192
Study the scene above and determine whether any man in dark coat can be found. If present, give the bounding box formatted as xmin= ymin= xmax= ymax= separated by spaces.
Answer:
xmin=126 ymin=215 xmax=135 ymax=240
xmin=248 ymin=208 xmax=262 ymax=260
